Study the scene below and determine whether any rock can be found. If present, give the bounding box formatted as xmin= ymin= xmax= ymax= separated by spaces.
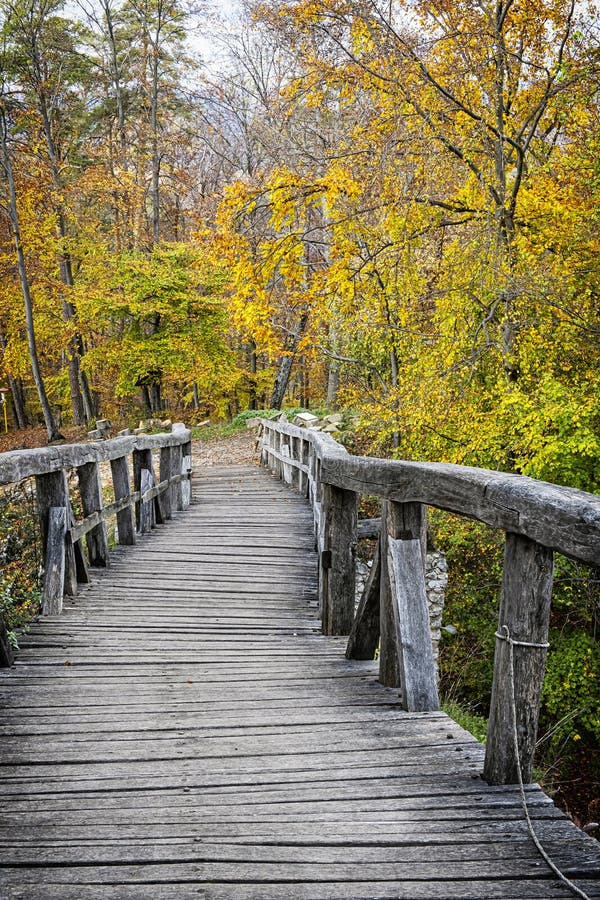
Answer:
xmin=160 ymin=419 xmax=172 ymax=430
xmin=322 ymin=413 xmax=344 ymax=425
xmin=322 ymin=423 xmax=340 ymax=433
xmin=196 ymin=419 xmax=210 ymax=427
xmin=277 ymin=413 xmax=289 ymax=423
xmin=87 ymin=430 xmax=101 ymax=440
xmin=245 ymin=417 xmax=262 ymax=430
xmin=293 ymin=412 xmax=320 ymax=427
xmin=133 ymin=428 xmax=143 ymax=435
xmin=96 ymin=419 xmax=111 ymax=432
xmin=117 ymin=428 xmax=131 ymax=437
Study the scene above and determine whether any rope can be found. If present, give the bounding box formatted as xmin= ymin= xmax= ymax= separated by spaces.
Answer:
xmin=496 ymin=624 xmax=591 ymax=900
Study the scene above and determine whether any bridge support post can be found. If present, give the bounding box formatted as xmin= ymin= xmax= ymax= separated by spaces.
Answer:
xmin=77 ymin=461 xmax=110 ymax=567
xmin=110 ymin=455 xmax=135 ymax=545
xmin=159 ymin=446 xmax=173 ymax=521
xmin=319 ymin=483 xmax=357 ymax=635
xmin=379 ymin=500 xmax=439 ymax=711
xmin=0 ymin=609 xmax=14 ymax=667
xmin=133 ymin=448 xmax=157 ymax=532
xmin=484 ymin=534 xmax=553 ymax=785
xmin=36 ymin=470 xmax=78 ymax=600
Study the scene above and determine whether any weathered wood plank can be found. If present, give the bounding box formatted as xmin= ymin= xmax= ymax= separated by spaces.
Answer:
xmin=110 ymin=455 xmax=135 ymax=546
xmin=35 ymin=470 xmax=78 ymax=598
xmin=484 ymin=533 xmax=554 ymax=785
xmin=77 ymin=461 xmax=110 ymax=568
xmin=320 ymin=483 xmax=358 ymax=635
xmin=345 ymin=538 xmax=381 ymax=660
xmin=41 ymin=507 xmax=67 ymax=615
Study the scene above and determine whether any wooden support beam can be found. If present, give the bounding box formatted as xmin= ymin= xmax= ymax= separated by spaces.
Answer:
xmin=346 ymin=538 xmax=381 ymax=660
xmin=35 ymin=470 xmax=77 ymax=598
xmin=0 ymin=610 xmax=14 ymax=667
xmin=159 ymin=446 xmax=173 ymax=521
xmin=170 ymin=444 xmax=184 ymax=512
xmin=181 ymin=440 xmax=192 ymax=509
xmin=138 ymin=468 xmax=155 ymax=533
xmin=110 ymin=455 xmax=135 ymax=546
xmin=133 ymin=448 xmax=153 ymax=530
xmin=77 ymin=461 xmax=109 ymax=567
xmin=42 ymin=507 xmax=67 ymax=615
xmin=379 ymin=500 xmax=438 ymax=711
xmin=320 ymin=482 xmax=357 ymax=636
xmin=484 ymin=533 xmax=554 ymax=785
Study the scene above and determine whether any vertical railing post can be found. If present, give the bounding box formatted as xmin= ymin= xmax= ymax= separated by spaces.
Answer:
xmin=170 ymin=441 xmax=184 ymax=512
xmin=290 ymin=435 xmax=300 ymax=491
xmin=379 ymin=500 xmax=439 ymax=711
xmin=484 ymin=533 xmax=553 ymax=785
xmin=159 ymin=445 xmax=173 ymax=521
xmin=181 ymin=436 xmax=192 ymax=509
xmin=0 ymin=610 xmax=14 ymax=667
xmin=35 ymin=470 xmax=78 ymax=601
xmin=133 ymin=447 xmax=154 ymax=532
xmin=301 ymin=438 xmax=310 ymax=497
xmin=77 ymin=461 xmax=109 ymax=567
xmin=110 ymin=454 xmax=135 ymax=545
xmin=319 ymin=481 xmax=358 ymax=635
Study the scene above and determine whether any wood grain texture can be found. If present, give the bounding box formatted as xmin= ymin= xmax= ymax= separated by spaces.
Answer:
xmin=261 ymin=419 xmax=600 ymax=565
xmin=484 ymin=533 xmax=554 ymax=785
xmin=41 ymin=507 xmax=67 ymax=615
xmin=1 ymin=466 xmax=599 ymax=900
xmin=0 ymin=430 xmax=191 ymax=487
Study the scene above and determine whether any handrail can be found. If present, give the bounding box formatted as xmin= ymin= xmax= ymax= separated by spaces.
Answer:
xmin=0 ymin=425 xmax=192 ymax=668
xmin=259 ymin=416 xmax=600 ymax=788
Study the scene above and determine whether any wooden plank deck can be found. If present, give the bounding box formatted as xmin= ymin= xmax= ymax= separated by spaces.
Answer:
xmin=1 ymin=464 xmax=600 ymax=900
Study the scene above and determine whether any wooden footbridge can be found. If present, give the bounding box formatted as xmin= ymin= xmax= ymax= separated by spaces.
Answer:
xmin=1 ymin=421 xmax=600 ymax=899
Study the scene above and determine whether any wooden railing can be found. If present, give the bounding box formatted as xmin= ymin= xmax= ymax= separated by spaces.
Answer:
xmin=260 ymin=417 xmax=600 ymax=786
xmin=0 ymin=425 xmax=192 ymax=667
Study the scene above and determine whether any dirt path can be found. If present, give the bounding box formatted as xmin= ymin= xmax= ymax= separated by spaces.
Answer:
xmin=191 ymin=429 xmax=258 ymax=468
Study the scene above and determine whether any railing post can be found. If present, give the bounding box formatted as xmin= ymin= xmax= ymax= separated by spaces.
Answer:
xmin=300 ymin=438 xmax=309 ymax=497
xmin=319 ymin=481 xmax=358 ymax=635
xmin=170 ymin=442 xmax=184 ymax=512
xmin=110 ymin=455 xmax=135 ymax=545
xmin=77 ymin=461 xmax=109 ymax=567
xmin=159 ymin=446 xmax=173 ymax=521
xmin=0 ymin=610 xmax=14 ymax=667
xmin=346 ymin=538 xmax=381 ymax=660
xmin=133 ymin=447 xmax=155 ymax=532
xmin=484 ymin=533 xmax=553 ymax=785
xmin=181 ymin=437 xmax=192 ymax=509
xmin=42 ymin=507 xmax=67 ymax=614
xmin=35 ymin=470 xmax=78 ymax=600
xmin=379 ymin=500 xmax=439 ymax=711
xmin=290 ymin=435 xmax=300 ymax=491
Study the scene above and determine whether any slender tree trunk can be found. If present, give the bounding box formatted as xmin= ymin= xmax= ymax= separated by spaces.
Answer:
xmin=327 ymin=328 xmax=341 ymax=409
xmin=249 ymin=339 xmax=257 ymax=410
xmin=0 ymin=332 xmax=27 ymax=428
xmin=150 ymin=52 xmax=161 ymax=246
xmin=270 ymin=312 xmax=309 ymax=409
xmin=1 ymin=112 xmax=62 ymax=443
xmin=32 ymin=31 xmax=92 ymax=424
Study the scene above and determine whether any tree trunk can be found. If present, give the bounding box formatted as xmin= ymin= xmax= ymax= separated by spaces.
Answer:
xmin=32 ymin=29 xmax=92 ymax=424
xmin=1 ymin=111 xmax=62 ymax=443
xmin=270 ymin=312 xmax=309 ymax=409
xmin=249 ymin=339 xmax=257 ymax=410
xmin=0 ymin=332 xmax=27 ymax=428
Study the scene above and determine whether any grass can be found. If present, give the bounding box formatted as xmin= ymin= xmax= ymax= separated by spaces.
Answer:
xmin=442 ymin=699 xmax=489 ymax=744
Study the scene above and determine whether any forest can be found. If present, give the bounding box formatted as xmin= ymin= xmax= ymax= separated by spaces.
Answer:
xmin=0 ymin=0 xmax=599 ymax=830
